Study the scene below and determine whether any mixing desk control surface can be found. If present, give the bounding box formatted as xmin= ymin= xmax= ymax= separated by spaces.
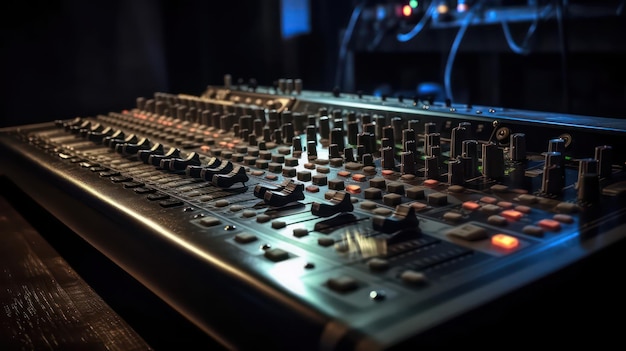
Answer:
xmin=2 ymin=76 xmax=626 ymax=350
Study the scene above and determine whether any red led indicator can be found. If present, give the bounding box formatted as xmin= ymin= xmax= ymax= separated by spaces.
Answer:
xmin=492 ymin=234 xmax=519 ymax=250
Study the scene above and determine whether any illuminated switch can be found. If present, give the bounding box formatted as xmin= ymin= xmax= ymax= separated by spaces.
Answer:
xmin=352 ymin=173 xmax=366 ymax=182
xmin=491 ymin=234 xmax=519 ymax=250
xmin=538 ymin=219 xmax=561 ymax=231
xmin=501 ymin=210 xmax=523 ymax=221
xmin=462 ymin=201 xmax=480 ymax=211
xmin=346 ymin=184 xmax=361 ymax=194
xmin=337 ymin=170 xmax=351 ymax=177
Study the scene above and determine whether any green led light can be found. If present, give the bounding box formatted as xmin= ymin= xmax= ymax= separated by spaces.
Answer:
xmin=565 ymin=156 xmax=572 ymax=160
xmin=409 ymin=0 xmax=419 ymax=9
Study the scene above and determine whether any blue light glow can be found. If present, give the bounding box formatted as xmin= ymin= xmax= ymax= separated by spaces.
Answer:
xmin=281 ymin=0 xmax=311 ymax=39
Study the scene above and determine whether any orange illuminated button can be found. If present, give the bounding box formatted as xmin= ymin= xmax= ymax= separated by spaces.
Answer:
xmin=346 ymin=184 xmax=361 ymax=194
xmin=352 ymin=174 xmax=366 ymax=182
xmin=462 ymin=201 xmax=480 ymax=211
xmin=501 ymin=210 xmax=523 ymax=221
xmin=338 ymin=170 xmax=351 ymax=177
xmin=381 ymin=169 xmax=395 ymax=176
xmin=491 ymin=234 xmax=519 ymax=250
xmin=200 ymin=145 xmax=211 ymax=152
xmin=538 ymin=219 xmax=561 ymax=231
xmin=423 ymin=179 xmax=439 ymax=187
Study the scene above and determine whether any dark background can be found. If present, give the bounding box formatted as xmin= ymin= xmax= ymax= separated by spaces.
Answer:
xmin=2 ymin=0 xmax=625 ymax=128
xmin=1 ymin=1 xmax=626 ymax=349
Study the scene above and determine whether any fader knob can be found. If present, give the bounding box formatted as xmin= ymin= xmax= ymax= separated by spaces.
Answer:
xmin=311 ymin=192 xmax=353 ymax=217
xmin=577 ymin=158 xmax=600 ymax=203
xmin=400 ymin=151 xmax=416 ymax=175
xmin=541 ymin=151 xmax=564 ymax=195
xmin=448 ymin=157 xmax=464 ymax=185
xmin=481 ymin=143 xmax=504 ymax=179
xmin=149 ymin=148 xmax=180 ymax=167
xmin=167 ymin=152 xmax=201 ymax=171
xmin=595 ymin=145 xmax=612 ymax=178
xmin=450 ymin=124 xmax=468 ymax=159
xmin=381 ymin=146 xmax=395 ymax=170
xmin=372 ymin=205 xmax=421 ymax=239
xmin=424 ymin=155 xmax=439 ymax=180
xmin=510 ymin=133 xmax=527 ymax=162
xmin=138 ymin=143 xmax=164 ymax=164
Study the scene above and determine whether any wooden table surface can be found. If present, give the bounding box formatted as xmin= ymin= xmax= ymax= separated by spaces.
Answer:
xmin=0 ymin=194 xmax=153 ymax=351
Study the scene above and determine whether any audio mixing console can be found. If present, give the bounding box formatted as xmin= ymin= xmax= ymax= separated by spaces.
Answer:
xmin=1 ymin=76 xmax=626 ymax=350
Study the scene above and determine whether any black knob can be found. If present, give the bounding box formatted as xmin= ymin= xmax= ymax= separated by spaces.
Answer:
xmin=212 ymin=165 xmax=249 ymax=188
xmin=541 ymin=151 xmax=564 ymax=195
xmin=595 ymin=145 xmax=612 ymax=178
xmin=577 ymin=158 xmax=600 ymax=203
xmin=138 ymin=143 xmax=164 ymax=164
xmin=372 ymin=205 xmax=421 ymax=239
xmin=311 ymin=192 xmax=353 ymax=217
xmin=400 ymin=151 xmax=416 ymax=175
xmin=448 ymin=157 xmax=464 ymax=185
xmin=510 ymin=133 xmax=527 ymax=162
xmin=481 ymin=143 xmax=504 ymax=179
xmin=264 ymin=181 xmax=305 ymax=207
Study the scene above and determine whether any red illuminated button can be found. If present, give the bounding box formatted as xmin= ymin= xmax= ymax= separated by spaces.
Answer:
xmin=423 ymin=179 xmax=439 ymax=187
xmin=538 ymin=219 xmax=561 ymax=231
xmin=352 ymin=174 xmax=366 ymax=182
xmin=462 ymin=201 xmax=480 ymax=211
xmin=501 ymin=210 xmax=523 ymax=221
xmin=346 ymin=184 xmax=361 ymax=194
xmin=338 ymin=170 xmax=351 ymax=177
xmin=382 ymin=169 xmax=395 ymax=176
xmin=491 ymin=234 xmax=519 ymax=250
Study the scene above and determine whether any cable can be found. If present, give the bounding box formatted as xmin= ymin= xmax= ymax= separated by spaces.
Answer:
xmin=501 ymin=4 xmax=553 ymax=55
xmin=396 ymin=1 xmax=436 ymax=42
xmin=334 ymin=2 xmax=365 ymax=90
xmin=443 ymin=4 xmax=480 ymax=103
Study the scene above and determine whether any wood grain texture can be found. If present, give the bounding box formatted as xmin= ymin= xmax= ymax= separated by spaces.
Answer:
xmin=0 ymin=195 xmax=153 ymax=351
